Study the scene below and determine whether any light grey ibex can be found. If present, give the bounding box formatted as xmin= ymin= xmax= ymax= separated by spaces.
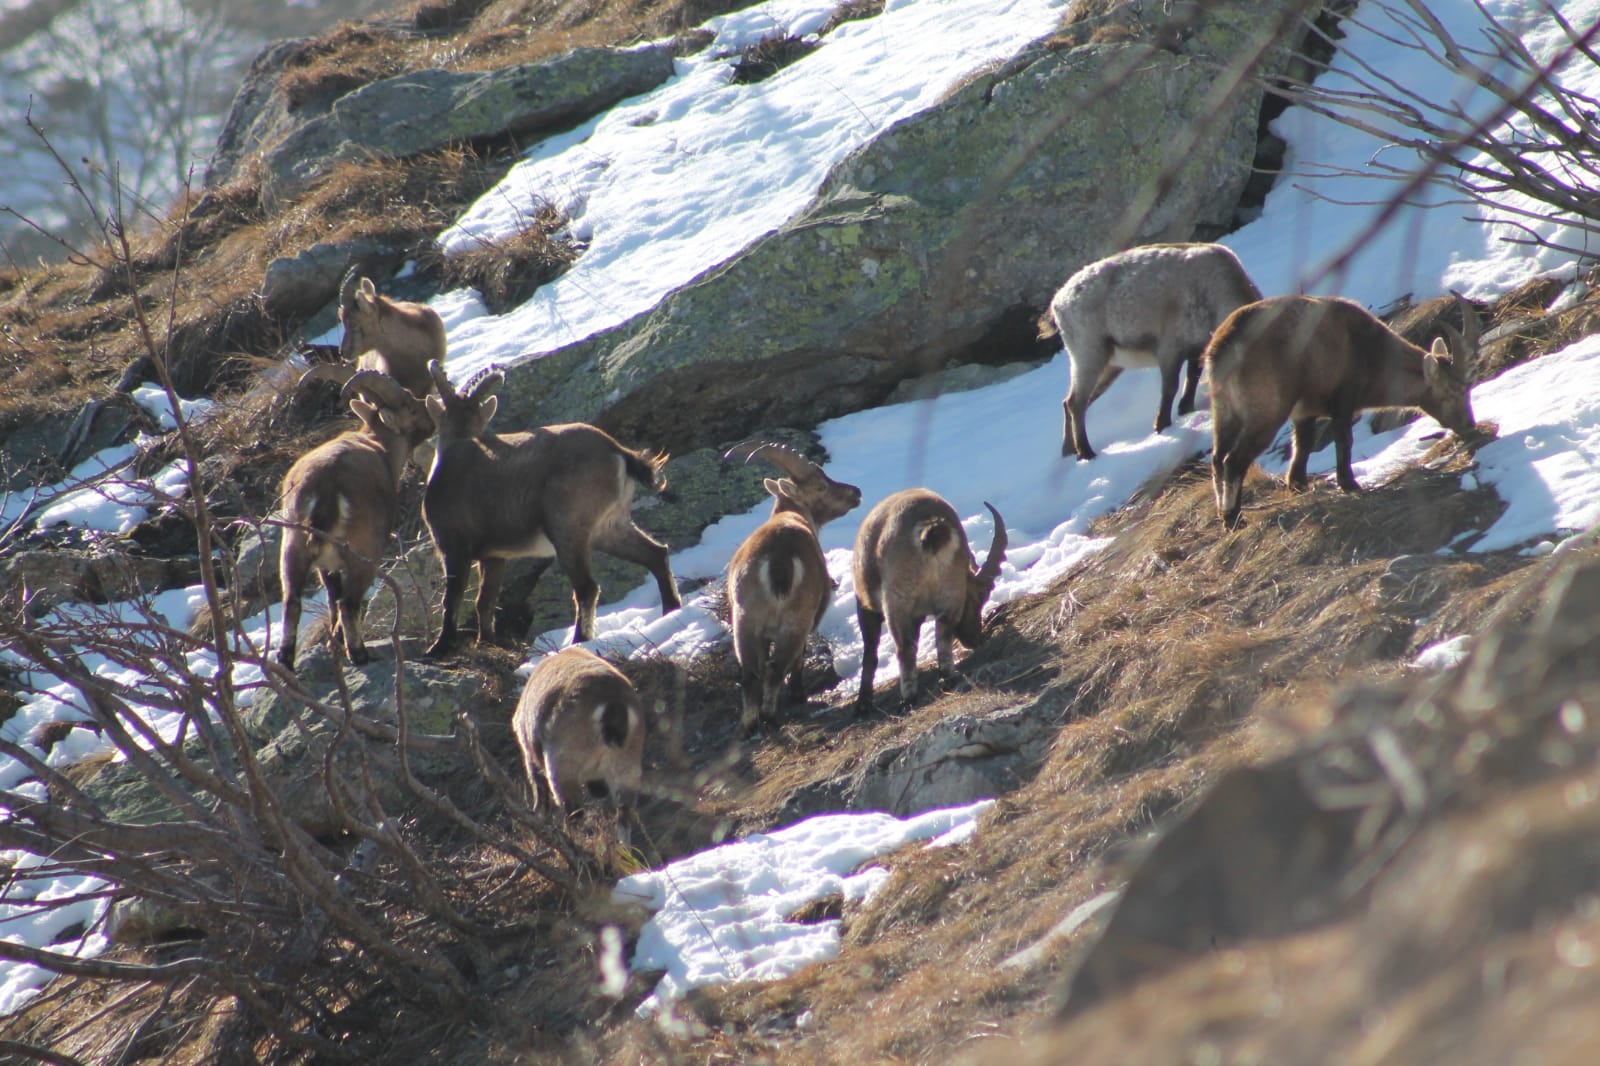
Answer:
xmin=422 ymin=361 xmax=680 ymax=656
xmin=724 ymin=441 xmax=861 ymax=736
xmin=512 ymin=646 xmax=646 ymax=844
xmin=852 ymin=490 xmax=1007 ymax=714
xmin=1206 ymin=293 xmax=1481 ymax=527
xmin=277 ymin=371 xmax=434 ymax=669
xmin=298 ymin=268 xmax=447 ymax=398
xmin=1045 ymin=243 xmax=1261 ymax=460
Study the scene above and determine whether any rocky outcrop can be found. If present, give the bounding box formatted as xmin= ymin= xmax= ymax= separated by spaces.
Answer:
xmin=1051 ymin=536 xmax=1600 ymax=1025
xmin=257 ymin=45 xmax=676 ymax=204
xmin=79 ymin=649 xmax=480 ymax=837
xmin=779 ymin=688 xmax=1072 ymax=820
xmin=205 ymin=37 xmax=310 ymax=189
xmin=259 ymin=237 xmax=407 ymax=319
xmin=1 ymin=549 xmax=199 ymax=616
xmin=489 ymin=0 xmax=1304 ymax=454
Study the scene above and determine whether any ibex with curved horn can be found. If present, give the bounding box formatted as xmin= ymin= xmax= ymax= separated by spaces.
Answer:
xmin=1206 ymin=293 xmax=1482 ymax=527
xmin=297 ymin=269 xmax=447 ymax=398
xmin=422 ymin=361 xmax=680 ymax=655
xmin=277 ymin=371 xmax=434 ymax=669
xmin=724 ymin=441 xmax=861 ymax=736
xmin=852 ymin=491 xmax=1007 ymax=713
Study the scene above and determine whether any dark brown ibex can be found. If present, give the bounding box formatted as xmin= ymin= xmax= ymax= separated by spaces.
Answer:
xmin=298 ymin=269 xmax=447 ymax=398
xmin=277 ymin=371 xmax=434 ymax=669
xmin=1045 ymin=243 xmax=1261 ymax=461
xmin=422 ymin=361 xmax=680 ymax=656
xmin=512 ymin=646 xmax=646 ymax=845
xmin=1206 ymin=294 xmax=1480 ymax=527
xmin=852 ymin=490 xmax=1006 ymax=713
xmin=724 ymin=441 xmax=861 ymax=736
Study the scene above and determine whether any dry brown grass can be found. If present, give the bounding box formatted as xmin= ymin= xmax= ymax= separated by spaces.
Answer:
xmin=4 ymin=0 xmax=1599 ymax=1059
xmin=563 ymin=439 xmax=1538 ymax=1064
xmin=428 ymin=196 xmax=580 ymax=312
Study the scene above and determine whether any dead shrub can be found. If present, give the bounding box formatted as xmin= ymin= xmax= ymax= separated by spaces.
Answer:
xmin=277 ymin=27 xmax=417 ymax=112
xmin=727 ymin=34 xmax=820 ymax=85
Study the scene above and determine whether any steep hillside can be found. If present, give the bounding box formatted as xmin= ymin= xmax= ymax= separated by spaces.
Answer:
xmin=3 ymin=0 xmax=1600 ymax=1062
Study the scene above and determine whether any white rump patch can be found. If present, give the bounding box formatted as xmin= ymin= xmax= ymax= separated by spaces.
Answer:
xmin=759 ymin=557 xmax=803 ymax=597
xmin=332 ymin=494 xmax=353 ymax=536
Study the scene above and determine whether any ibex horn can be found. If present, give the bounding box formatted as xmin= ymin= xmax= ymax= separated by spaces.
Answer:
xmin=976 ymin=502 xmax=1008 ymax=588
xmin=342 ymin=370 xmax=418 ymax=412
xmin=428 ymin=359 xmax=458 ymax=401
xmin=723 ymin=440 xmax=820 ymax=481
xmin=462 ymin=366 xmax=505 ymax=404
xmin=339 ymin=266 xmax=366 ymax=308
xmin=1445 ymin=289 xmax=1481 ymax=367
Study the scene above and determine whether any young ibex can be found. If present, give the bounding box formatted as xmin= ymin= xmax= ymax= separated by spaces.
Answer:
xmin=1206 ymin=294 xmax=1480 ymax=527
xmin=724 ymin=441 xmax=861 ymax=736
xmin=298 ymin=268 xmax=448 ymax=398
xmin=852 ymin=491 xmax=1007 ymax=713
xmin=277 ymin=371 xmax=434 ymax=669
xmin=422 ymin=361 xmax=681 ymax=656
xmin=512 ymin=646 xmax=646 ymax=844
xmin=1045 ymin=243 xmax=1261 ymax=460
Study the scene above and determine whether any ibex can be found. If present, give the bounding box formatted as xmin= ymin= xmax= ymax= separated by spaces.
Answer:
xmin=1045 ymin=243 xmax=1261 ymax=460
xmin=724 ymin=441 xmax=861 ymax=736
xmin=852 ymin=491 xmax=1007 ymax=713
xmin=422 ymin=361 xmax=680 ymax=656
xmin=298 ymin=268 xmax=447 ymax=398
xmin=512 ymin=646 xmax=646 ymax=844
xmin=277 ymin=371 xmax=434 ymax=669
xmin=1206 ymin=294 xmax=1480 ymax=528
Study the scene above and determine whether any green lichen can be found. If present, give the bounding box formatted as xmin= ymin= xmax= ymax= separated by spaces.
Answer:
xmin=493 ymin=0 xmax=1289 ymax=449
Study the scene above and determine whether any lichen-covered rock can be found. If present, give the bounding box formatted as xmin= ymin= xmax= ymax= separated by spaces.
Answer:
xmin=79 ymin=654 xmax=482 ymax=836
xmin=205 ymin=37 xmax=311 ymax=190
xmin=260 ymin=45 xmax=676 ymax=204
xmin=490 ymin=3 xmax=1300 ymax=453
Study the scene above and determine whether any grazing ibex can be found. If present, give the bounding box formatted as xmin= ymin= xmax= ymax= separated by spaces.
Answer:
xmin=852 ymin=491 xmax=1007 ymax=714
xmin=724 ymin=441 xmax=861 ymax=736
xmin=1206 ymin=294 xmax=1480 ymax=527
xmin=422 ymin=361 xmax=680 ymax=656
xmin=512 ymin=646 xmax=646 ymax=844
xmin=277 ymin=371 xmax=434 ymax=669
xmin=298 ymin=269 xmax=447 ymax=398
xmin=1045 ymin=243 xmax=1261 ymax=460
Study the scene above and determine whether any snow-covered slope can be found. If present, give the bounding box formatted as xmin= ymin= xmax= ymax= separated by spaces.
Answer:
xmin=5 ymin=0 xmax=1600 ymax=1019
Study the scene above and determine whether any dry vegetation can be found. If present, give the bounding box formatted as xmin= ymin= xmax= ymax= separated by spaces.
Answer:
xmin=4 ymin=0 xmax=1600 ymax=1062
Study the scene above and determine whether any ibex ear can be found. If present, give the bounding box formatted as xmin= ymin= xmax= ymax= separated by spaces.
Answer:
xmin=358 ymin=277 xmax=377 ymax=305
xmin=1425 ymin=338 xmax=1453 ymax=380
xmin=425 ymin=394 xmax=446 ymax=424
xmin=376 ymin=407 xmax=411 ymax=433
xmin=349 ymin=396 xmax=379 ymax=425
xmin=764 ymin=477 xmax=798 ymax=500
xmin=476 ymin=395 xmax=498 ymax=426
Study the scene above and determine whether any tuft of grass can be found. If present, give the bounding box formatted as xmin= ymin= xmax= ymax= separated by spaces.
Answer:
xmin=818 ymin=0 xmax=885 ymax=37
xmin=428 ymin=197 xmax=581 ymax=313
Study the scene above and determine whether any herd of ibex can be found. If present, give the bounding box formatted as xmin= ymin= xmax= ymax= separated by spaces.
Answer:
xmin=275 ymin=247 xmax=1485 ymax=838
